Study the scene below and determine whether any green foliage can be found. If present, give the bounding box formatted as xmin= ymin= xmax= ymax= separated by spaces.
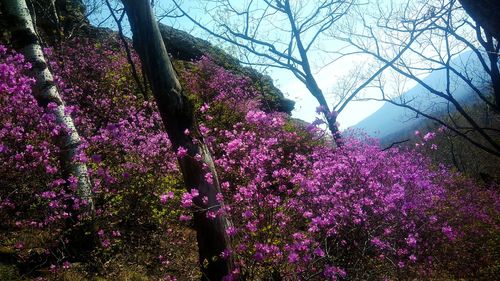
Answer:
xmin=0 ymin=264 xmax=23 ymax=281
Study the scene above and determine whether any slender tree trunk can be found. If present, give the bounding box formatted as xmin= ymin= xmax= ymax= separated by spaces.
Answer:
xmin=1 ymin=0 xmax=94 ymax=213
xmin=120 ymin=0 xmax=233 ymax=279
xmin=280 ymin=0 xmax=342 ymax=146
xmin=305 ymin=80 xmax=342 ymax=146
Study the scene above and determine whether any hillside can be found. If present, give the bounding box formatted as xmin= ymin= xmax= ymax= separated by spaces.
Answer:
xmin=352 ymin=50 xmax=490 ymax=142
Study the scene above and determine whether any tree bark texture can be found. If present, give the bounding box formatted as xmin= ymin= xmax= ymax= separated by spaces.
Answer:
xmin=460 ymin=0 xmax=500 ymax=109
xmin=484 ymin=35 xmax=500 ymax=110
xmin=460 ymin=0 xmax=500 ymax=43
xmin=1 ymin=0 xmax=94 ymax=213
xmin=120 ymin=0 xmax=233 ymax=279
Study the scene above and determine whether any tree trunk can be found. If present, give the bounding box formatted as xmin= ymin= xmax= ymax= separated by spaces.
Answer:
xmin=281 ymin=0 xmax=342 ymax=147
xmin=488 ymin=53 xmax=500 ymax=111
xmin=120 ymin=0 xmax=233 ymax=279
xmin=484 ymin=35 xmax=500 ymax=111
xmin=460 ymin=0 xmax=500 ymax=42
xmin=305 ymin=79 xmax=342 ymax=147
xmin=1 ymin=0 xmax=94 ymax=214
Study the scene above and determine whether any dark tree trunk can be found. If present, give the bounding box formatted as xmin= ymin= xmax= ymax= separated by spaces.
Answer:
xmin=120 ymin=0 xmax=233 ymax=279
xmin=281 ymin=0 xmax=342 ymax=146
xmin=460 ymin=0 xmax=500 ymax=42
xmin=488 ymin=51 xmax=500 ymax=110
xmin=305 ymin=80 xmax=342 ymax=146
xmin=461 ymin=0 xmax=500 ymax=110
xmin=485 ymin=36 xmax=500 ymax=110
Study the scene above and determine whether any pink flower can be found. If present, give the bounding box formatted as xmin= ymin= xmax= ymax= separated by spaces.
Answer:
xmin=15 ymin=242 xmax=24 ymax=249
xmin=226 ymin=226 xmax=237 ymax=236
xmin=315 ymin=105 xmax=326 ymax=114
xmin=288 ymin=252 xmax=299 ymax=263
xmin=49 ymin=264 xmax=57 ymax=273
xmin=205 ymin=172 xmax=213 ymax=184
xmin=406 ymin=234 xmax=417 ymax=247
xmin=200 ymin=103 xmax=210 ymax=113
xmin=101 ymin=239 xmax=110 ymax=248
xmin=176 ymin=146 xmax=188 ymax=158
xmin=199 ymin=123 xmax=210 ymax=135
xmin=314 ymin=247 xmax=325 ymax=257
xmin=423 ymin=132 xmax=436 ymax=142
xmin=409 ymin=255 xmax=417 ymax=262
xmin=160 ymin=192 xmax=174 ymax=204
xmin=206 ymin=211 xmax=217 ymax=220
xmin=442 ymin=225 xmax=456 ymax=240
xmin=181 ymin=189 xmax=199 ymax=208
xmin=179 ymin=214 xmax=192 ymax=221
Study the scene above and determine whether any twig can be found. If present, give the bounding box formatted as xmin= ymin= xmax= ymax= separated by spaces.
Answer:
xmin=105 ymin=0 xmax=149 ymax=99
xmin=382 ymin=139 xmax=410 ymax=151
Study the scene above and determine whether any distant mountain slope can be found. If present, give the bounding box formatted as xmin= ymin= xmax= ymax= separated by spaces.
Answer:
xmin=352 ymin=50 xmax=490 ymax=140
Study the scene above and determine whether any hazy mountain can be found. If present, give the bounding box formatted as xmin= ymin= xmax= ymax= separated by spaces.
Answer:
xmin=351 ymin=50 xmax=490 ymax=140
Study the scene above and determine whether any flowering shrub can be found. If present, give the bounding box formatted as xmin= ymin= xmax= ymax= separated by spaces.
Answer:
xmin=44 ymin=40 xmax=195 ymax=274
xmin=0 ymin=45 xmax=66 ymax=226
xmin=1 ymin=43 xmax=498 ymax=280
xmin=183 ymin=57 xmax=500 ymax=280
xmin=0 ymin=41 xmax=191 ymax=275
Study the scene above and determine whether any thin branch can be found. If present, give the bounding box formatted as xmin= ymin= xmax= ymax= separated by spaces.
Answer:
xmin=382 ymin=139 xmax=410 ymax=151
xmin=105 ymin=0 xmax=148 ymax=98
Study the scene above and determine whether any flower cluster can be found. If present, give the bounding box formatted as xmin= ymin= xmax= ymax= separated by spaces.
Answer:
xmin=0 ymin=45 xmax=68 ymax=227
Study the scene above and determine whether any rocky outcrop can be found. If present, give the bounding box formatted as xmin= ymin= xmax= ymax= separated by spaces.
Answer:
xmin=159 ymin=24 xmax=295 ymax=114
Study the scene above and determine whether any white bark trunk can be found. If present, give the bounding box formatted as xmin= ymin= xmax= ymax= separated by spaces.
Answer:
xmin=2 ymin=0 xmax=94 ymax=213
